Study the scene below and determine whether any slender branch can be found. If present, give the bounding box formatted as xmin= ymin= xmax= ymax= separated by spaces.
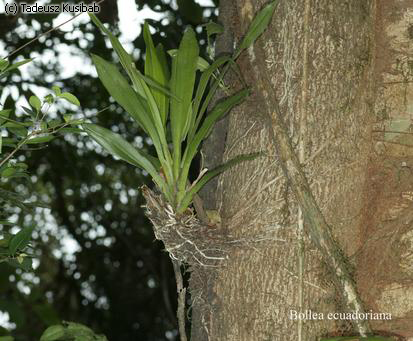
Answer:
xmin=0 ymin=132 xmax=34 ymax=168
xmin=172 ymin=260 xmax=187 ymax=341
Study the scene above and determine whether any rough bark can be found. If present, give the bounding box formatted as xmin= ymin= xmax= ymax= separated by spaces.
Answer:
xmin=190 ymin=0 xmax=413 ymax=340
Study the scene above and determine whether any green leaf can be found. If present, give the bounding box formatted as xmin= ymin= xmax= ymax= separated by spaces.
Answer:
xmin=59 ymin=127 xmax=83 ymax=134
xmin=178 ymin=152 xmax=262 ymax=212
xmin=0 ymin=59 xmax=9 ymax=72
xmin=0 ymin=336 xmax=14 ymax=341
xmin=40 ymin=325 xmax=66 ymax=341
xmin=59 ymin=92 xmax=80 ymax=106
xmin=51 ymin=85 xmax=61 ymax=96
xmin=0 ymin=110 xmax=11 ymax=125
xmin=138 ymin=72 xmax=178 ymax=100
xmin=1 ymin=167 xmax=17 ymax=178
xmin=0 ymin=135 xmax=2 ymax=154
xmin=167 ymin=49 xmax=209 ymax=71
xmin=205 ymin=22 xmax=224 ymax=38
xmin=82 ymin=123 xmax=169 ymax=199
xmin=189 ymin=55 xmax=232 ymax=141
xmin=234 ymin=0 xmax=278 ymax=59
xmin=20 ymin=106 xmax=36 ymax=118
xmin=63 ymin=114 xmax=72 ymax=122
xmin=156 ymin=43 xmax=170 ymax=82
xmin=89 ymin=14 xmax=136 ymax=89
xmin=178 ymin=88 xmax=249 ymax=196
xmin=128 ymin=66 xmax=167 ymax=154
xmin=8 ymin=126 xmax=28 ymax=137
xmin=44 ymin=94 xmax=54 ymax=104
xmin=5 ymin=59 xmax=32 ymax=72
xmin=48 ymin=119 xmax=62 ymax=128
xmin=169 ymin=28 xmax=199 ymax=177
xmin=143 ymin=22 xmax=168 ymax=127
xmin=26 ymin=135 xmax=54 ymax=144
xmin=14 ymin=162 xmax=28 ymax=170
xmin=9 ymin=226 xmax=34 ymax=255
xmin=91 ymin=54 xmax=170 ymax=174
xmin=90 ymin=54 xmax=150 ymax=134
xmin=29 ymin=95 xmax=41 ymax=112
xmin=89 ymin=15 xmax=174 ymax=185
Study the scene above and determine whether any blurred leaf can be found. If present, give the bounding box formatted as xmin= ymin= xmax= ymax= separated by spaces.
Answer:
xmin=5 ymin=59 xmax=32 ymax=72
xmin=41 ymin=322 xmax=108 ymax=341
xmin=1 ymin=167 xmax=17 ymax=178
xmin=20 ymin=106 xmax=36 ymax=118
xmin=59 ymin=127 xmax=82 ymax=134
xmin=44 ymin=94 xmax=54 ymax=104
xmin=8 ymin=226 xmax=34 ymax=255
xmin=40 ymin=325 xmax=65 ymax=341
xmin=8 ymin=126 xmax=27 ymax=137
xmin=29 ymin=95 xmax=41 ymax=112
xmin=51 ymin=85 xmax=61 ymax=96
xmin=205 ymin=21 xmax=224 ymax=38
xmin=0 ymin=59 xmax=9 ymax=72
xmin=0 ymin=110 xmax=11 ymax=125
xmin=59 ymin=92 xmax=80 ymax=107
xmin=6 ymin=257 xmax=32 ymax=271
xmin=0 ymin=233 xmax=12 ymax=247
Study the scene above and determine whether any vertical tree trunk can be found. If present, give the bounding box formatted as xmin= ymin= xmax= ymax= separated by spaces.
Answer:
xmin=190 ymin=0 xmax=413 ymax=339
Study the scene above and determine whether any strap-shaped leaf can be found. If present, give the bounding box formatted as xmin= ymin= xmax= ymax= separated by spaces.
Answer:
xmin=91 ymin=54 xmax=171 ymax=173
xmin=177 ymin=152 xmax=262 ymax=212
xmin=128 ymin=65 xmax=174 ymax=182
xmin=89 ymin=15 xmax=174 ymax=181
xmin=89 ymin=14 xmax=136 ymax=83
xmin=188 ymin=55 xmax=231 ymax=142
xmin=177 ymin=88 xmax=249 ymax=196
xmin=169 ymin=28 xmax=199 ymax=177
xmin=234 ymin=0 xmax=278 ymax=59
xmin=156 ymin=43 xmax=171 ymax=124
xmin=4 ymin=58 xmax=33 ymax=73
xmin=82 ymin=123 xmax=169 ymax=199
xmin=144 ymin=22 xmax=169 ymax=127
xmin=193 ymin=59 xmax=239 ymax=137
xmin=167 ymin=49 xmax=209 ymax=71
xmin=91 ymin=54 xmax=149 ymax=132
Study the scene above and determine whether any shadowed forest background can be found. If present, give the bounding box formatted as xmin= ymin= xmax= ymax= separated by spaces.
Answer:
xmin=0 ymin=0 xmax=217 ymax=339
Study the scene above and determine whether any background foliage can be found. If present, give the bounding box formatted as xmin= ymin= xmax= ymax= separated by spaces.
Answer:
xmin=0 ymin=0 xmax=217 ymax=339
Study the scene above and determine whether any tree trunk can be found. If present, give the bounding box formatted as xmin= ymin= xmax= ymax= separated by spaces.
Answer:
xmin=190 ymin=0 xmax=413 ymax=340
